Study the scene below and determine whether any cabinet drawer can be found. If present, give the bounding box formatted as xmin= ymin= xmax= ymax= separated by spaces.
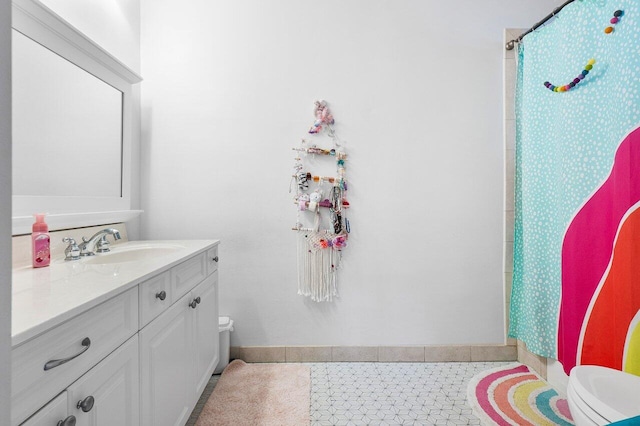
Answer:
xmin=12 ymin=288 xmax=138 ymax=426
xmin=139 ymin=270 xmax=172 ymax=328
xmin=171 ymin=252 xmax=207 ymax=301
xmin=206 ymin=246 xmax=219 ymax=275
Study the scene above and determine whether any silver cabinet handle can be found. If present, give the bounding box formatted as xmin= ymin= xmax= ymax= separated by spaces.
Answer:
xmin=189 ymin=299 xmax=198 ymax=309
xmin=57 ymin=415 xmax=76 ymax=426
xmin=77 ymin=395 xmax=95 ymax=412
xmin=44 ymin=337 xmax=91 ymax=371
xmin=212 ymin=256 xmax=219 ymax=262
xmin=195 ymin=296 xmax=201 ymax=304
xmin=155 ymin=290 xmax=167 ymax=301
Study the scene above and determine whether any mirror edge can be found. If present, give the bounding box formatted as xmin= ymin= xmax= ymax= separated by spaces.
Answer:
xmin=12 ymin=210 xmax=143 ymax=236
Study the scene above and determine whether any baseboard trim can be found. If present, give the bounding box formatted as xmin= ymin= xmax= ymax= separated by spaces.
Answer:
xmin=516 ymin=339 xmax=548 ymax=379
xmin=230 ymin=345 xmax=517 ymax=363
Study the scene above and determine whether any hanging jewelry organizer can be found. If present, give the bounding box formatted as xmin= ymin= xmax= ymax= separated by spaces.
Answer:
xmin=290 ymin=100 xmax=350 ymax=302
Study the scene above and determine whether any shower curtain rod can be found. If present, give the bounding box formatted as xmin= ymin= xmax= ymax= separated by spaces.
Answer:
xmin=505 ymin=0 xmax=577 ymax=50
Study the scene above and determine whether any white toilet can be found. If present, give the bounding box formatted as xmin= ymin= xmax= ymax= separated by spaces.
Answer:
xmin=567 ymin=365 xmax=640 ymax=425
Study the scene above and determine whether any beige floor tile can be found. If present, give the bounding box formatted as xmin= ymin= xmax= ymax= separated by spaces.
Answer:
xmin=378 ymin=346 xmax=425 ymax=362
xmin=285 ymin=346 xmax=332 ymax=362
xmin=471 ymin=345 xmax=517 ymax=362
xmin=230 ymin=346 xmax=285 ymax=363
xmin=331 ymin=346 xmax=378 ymax=362
xmin=424 ymin=346 xmax=471 ymax=362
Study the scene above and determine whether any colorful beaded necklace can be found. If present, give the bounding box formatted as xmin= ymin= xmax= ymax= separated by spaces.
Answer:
xmin=544 ymin=59 xmax=595 ymax=92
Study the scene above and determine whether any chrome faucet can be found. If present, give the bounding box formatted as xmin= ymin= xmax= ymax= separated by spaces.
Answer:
xmin=78 ymin=228 xmax=121 ymax=256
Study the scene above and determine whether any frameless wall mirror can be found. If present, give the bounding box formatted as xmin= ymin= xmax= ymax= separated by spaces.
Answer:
xmin=11 ymin=0 xmax=142 ymax=234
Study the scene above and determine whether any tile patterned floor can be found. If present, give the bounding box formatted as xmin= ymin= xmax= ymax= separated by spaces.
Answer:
xmin=309 ymin=362 xmax=507 ymax=425
xmin=189 ymin=361 xmax=510 ymax=425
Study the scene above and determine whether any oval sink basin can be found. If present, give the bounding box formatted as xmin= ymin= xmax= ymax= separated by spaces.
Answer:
xmin=83 ymin=243 xmax=186 ymax=265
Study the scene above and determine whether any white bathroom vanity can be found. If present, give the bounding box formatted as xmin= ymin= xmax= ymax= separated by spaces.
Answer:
xmin=12 ymin=240 xmax=220 ymax=426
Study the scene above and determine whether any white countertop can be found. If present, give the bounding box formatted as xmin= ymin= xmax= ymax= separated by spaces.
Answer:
xmin=12 ymin=239 xmax=219 ymax=347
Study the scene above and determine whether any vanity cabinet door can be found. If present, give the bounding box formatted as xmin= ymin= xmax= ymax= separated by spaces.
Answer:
xmin=139 ymin=292 xmax=193 ymax=426
xmin=66 ymin=335 xmax=139 ymax=426
xmin=191 ymin=272 xmax=219 ymax=404
xmin=20 ymin=391 xmax=70 ymax=426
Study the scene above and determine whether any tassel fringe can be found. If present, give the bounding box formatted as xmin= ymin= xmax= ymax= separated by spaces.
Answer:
xmin=297 ymin=232 xmax=341 ymax=302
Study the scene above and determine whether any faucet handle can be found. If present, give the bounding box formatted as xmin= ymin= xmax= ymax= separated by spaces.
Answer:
xmin=78 ymin=236 xmax=93 ymax=256
xmin=62 ymin=237 xmax=81 ymax=261
xmin=96 ymin=236 xmax=111 ymax=253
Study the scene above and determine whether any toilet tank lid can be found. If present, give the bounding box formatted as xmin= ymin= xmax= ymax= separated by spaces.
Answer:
xmin=570 ymin=365 xmax=640 ymax=422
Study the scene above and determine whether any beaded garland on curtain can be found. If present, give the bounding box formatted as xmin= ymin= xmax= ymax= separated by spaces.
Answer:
xmin=290 ymin=100 xmax=350 ymax=302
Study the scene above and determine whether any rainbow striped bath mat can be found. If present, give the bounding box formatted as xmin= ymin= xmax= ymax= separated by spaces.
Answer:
xmin=467 ymin=363 xmax=574 ymax=426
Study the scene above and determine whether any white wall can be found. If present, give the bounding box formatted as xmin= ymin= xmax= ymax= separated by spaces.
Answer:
xmin=140 ymin=0 xmax=564 ymax=346
xmin=1 ymin=0 xmax=11 ymax=420
xmin=38 ymin=0 xmax=140 ymax=73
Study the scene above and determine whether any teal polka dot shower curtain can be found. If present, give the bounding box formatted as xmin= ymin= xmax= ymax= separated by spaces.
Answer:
xmin=509 ymin=0 xmax=640 ymax=375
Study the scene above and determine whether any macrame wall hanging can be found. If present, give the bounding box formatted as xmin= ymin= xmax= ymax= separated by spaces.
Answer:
xmin=290 ymin=100 xmax=350 ymax=302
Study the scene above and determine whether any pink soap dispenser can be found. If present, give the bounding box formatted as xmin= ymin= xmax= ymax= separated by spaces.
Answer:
xmin=32 ymin=213 xmax=50 ymax=268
